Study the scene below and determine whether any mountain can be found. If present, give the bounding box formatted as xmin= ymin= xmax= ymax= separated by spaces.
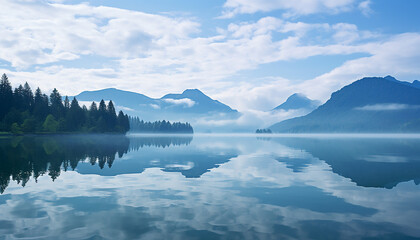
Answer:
xmin=272 ymin=93 xmax=320 ymax=111
xmin=74 ymin=88 xmax=239 ymax=125
xmin=270 ymin=76 xmax=420 ymax=132
xmin=76 ymin=88 xmax=155 ymax=107
xmin=161 ymin=89 xmax=237 ymax=114
xmin=412 ymin=80 xmax=420 ymax=89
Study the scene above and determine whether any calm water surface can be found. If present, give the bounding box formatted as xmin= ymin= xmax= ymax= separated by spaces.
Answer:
xmin=0 ymin=134 xmax=420 ymax=239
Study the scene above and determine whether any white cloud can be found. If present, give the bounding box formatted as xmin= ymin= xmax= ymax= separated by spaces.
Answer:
xmin=117 ymin=106 xmax=136 ymax=112
xmin=0 ymin=0 xmax=419 ymax=117
xmin=163 ymin=98 xmax=196 ymax=108
xmin=0 ymin=0 xmax=199 ymax=69
xmin=355 ymin=103 xmax=420 ymax=111
xmin=221 ymin=0 xmax=358 ymax=18
xmin=296 ymin=33 xmax=420 ymax=102
xmin=358 ymin=0 xmax=372 ymax=16
xmin=149 ymin=104 xmax=161 ymax=110
xmin=194 ymin=108 xmax=310 ymax=129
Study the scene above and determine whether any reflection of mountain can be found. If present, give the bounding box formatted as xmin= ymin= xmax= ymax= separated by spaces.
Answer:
xmin=0 ymin=135 xmax=130 ymax=193
xmin=273 ymin=137 xmax=420 ymax=188
xmin=77 ymin=136 xmax=237 ymax=178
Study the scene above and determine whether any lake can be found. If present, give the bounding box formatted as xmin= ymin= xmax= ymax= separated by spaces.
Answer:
xmin=1 ymin=134 xmax=420 ymax=239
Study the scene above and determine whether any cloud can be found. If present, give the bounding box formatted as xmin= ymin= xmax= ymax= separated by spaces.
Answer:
xmin=0 ymin=0 xmax=419 ymax=115
xmin=296 ymin=33 xmax=420 ymax=102
xmin=117 ymin=106 xmax=136 ymax=112
xmin=163 ymin=98 xmax=196 ymax=108
xmin=358 ymin=0 xmax=372 ymax=16
xmin=0 ymin=0 xmax=199 ymax=69
xmin=355 ymin=103 xmax=420 ymax=111
xmin=149 ymin=104 xmax=161 ymax=110
xmin=221 ymin=0 xmax=359 ymax=18
xmin=193 ymin=108 xmax=311 ymax=129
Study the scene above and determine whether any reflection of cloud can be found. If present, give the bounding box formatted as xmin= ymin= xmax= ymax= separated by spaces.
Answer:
xmin=355 ymin=103 xmax=419 ymax=111
xmin=360 ymin=155 xmax=408 ymax=163
xmin=165 ymin=162 xmax=194 ymax=170
xmin=163 ymin=98 xmax=196 ymax=108
xmin=1 ymin=137 xmax=420 ymax=239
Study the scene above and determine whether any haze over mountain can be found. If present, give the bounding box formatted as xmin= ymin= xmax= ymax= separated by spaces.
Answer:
xmin=270 ymin=76 xmax=420 ymax=133
xmin=75 ymin=88 xmax=240 ymax=132
xmin=272 ymin=93 xmax=320 ymax=112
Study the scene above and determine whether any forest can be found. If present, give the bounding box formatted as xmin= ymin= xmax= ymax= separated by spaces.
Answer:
xmin=0 ymin=73 xmax=130 ymax=134
xmin=130 ymin=116 xmax=193 ymax=133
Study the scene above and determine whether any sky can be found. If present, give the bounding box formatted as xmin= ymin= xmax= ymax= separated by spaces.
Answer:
xmin=1 ymin=0 xmax=420 ymax=112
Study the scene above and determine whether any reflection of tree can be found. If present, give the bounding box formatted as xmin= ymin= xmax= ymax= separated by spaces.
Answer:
xmin=128 ymin=136 xmax=193 ymax=151
xmin=0 ymin=135 xmax=194 ymax=194
xmin=0 ymin=135 xmax=130 ymax=194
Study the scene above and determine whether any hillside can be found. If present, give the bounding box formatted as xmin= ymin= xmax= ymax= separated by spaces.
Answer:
xmin=270 ymin=76 xmax=420 ymax=132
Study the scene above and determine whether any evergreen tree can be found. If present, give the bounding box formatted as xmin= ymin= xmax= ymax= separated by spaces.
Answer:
xmin=13 ymin=85 xmax=24 ymax=110
xmin=98 ymin=100 xmax=107 ymax=117
xmin=22 ymin=82 xmax=34 ymax=112
xmin=0 ymin=73 xmax=13 ymax=120
xmin=66 ymin=98 xmax=85 ymax=131
xmin=50 ymin=88 xmax=64 ymax=119
xmin=106 ymin=100 xmax=117 ymax=130
xmin=33 ymin=88 xmax=49 ymax=121
xmin=64 ymin=96 xmax=70 ymax=109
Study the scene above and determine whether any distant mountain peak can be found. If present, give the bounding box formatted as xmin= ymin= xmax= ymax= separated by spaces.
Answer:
xmin=412 ymin=80 xmax=420 ymax=89
xmin=183 ymin=89 xmax=203 ymax=94
xmin=272 ymin=93 xmax=319 ymax=111
xmin=384 ymin=75 xmax=397 ymax=81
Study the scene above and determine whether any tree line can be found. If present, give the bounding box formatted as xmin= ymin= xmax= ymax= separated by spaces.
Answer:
xmin=130 ymin=116 xmax=193 ymax=133
xmin=256 ymin=128 xmax=272 ymax=134
xmin=0 ymin=73 xmax=129 ymax=134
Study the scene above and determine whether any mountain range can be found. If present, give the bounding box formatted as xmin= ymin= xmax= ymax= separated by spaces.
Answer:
xmin=76 ymin=88 xmax=238 ymax=121
xmin=270 ymin=76 xmax=420 ymax=132
xmin=74 ymin=75 xmax=420 ymax=133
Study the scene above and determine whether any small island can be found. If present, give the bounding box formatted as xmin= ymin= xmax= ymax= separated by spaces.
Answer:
xmin=255 ymin=128 xmax=272 ymax=134
xmin=0 ymin=74 xmax=130 ymax=134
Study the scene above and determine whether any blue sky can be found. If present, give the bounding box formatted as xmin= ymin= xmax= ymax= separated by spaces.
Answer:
xmin=1 ymin=0 xmax=420 ymax=112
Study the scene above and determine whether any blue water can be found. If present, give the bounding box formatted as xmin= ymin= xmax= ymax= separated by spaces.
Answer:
xmin=0 ymin=134 xmax=419 ymax=239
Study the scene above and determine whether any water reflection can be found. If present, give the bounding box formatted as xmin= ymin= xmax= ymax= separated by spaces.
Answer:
xmin=0 ymin=135 xmax=130 ymax=193
xmin=0 ymin=135 xmax=194 ymax=193
xmin=271 ymin=137 xmax=420 ymax=188
xmin=0 ymin=134 xmax=419 ymax=239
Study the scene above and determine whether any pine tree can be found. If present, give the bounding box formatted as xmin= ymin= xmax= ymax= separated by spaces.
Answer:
xmin=106 ymin=101 xmax=117 ymax=131
xmin=64 ymin=96 xmax=70 ymax=109
xmin=13 ymin=85 xmax=24 ymax=110
xmin=33 ymin=88 xmax=49 ymax=121
xmin=0 ymin=73 xmax=13 ymax=120
xmin=50 ymin=88 xmax=64 ymax=119
xmin=22 ymin=82 xmax=34 ymax=112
